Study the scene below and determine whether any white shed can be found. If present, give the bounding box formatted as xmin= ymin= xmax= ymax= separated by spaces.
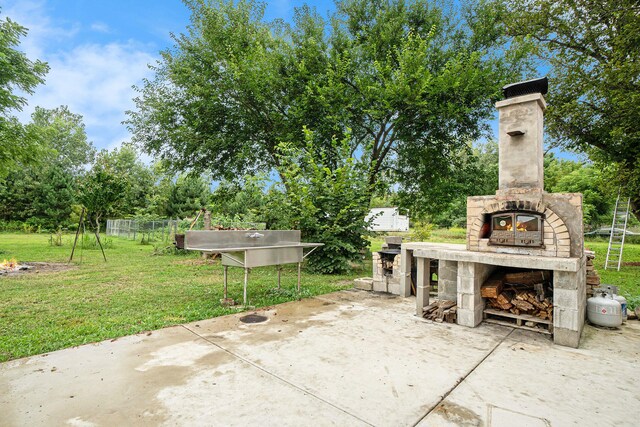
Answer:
xmin=366 ymin=207 xmax=409 ymax=232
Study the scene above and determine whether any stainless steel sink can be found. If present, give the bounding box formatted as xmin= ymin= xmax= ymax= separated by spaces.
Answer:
xmin=184 ymin=230 xmax=323 ymax=305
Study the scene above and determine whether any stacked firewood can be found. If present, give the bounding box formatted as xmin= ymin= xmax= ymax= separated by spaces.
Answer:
xmin=422 ymin=300 xmax=457 ymax=323
xmin=585 ymin=250 xmax=600 ymax=297
xmin=482 ymin=270 xmax=553 ymax=320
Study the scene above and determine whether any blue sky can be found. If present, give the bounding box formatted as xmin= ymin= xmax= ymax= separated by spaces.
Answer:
xmin=1 ymin=0 xmax=335 ymax=154
xmin=2 ymin=0 xmax=575 ymax=160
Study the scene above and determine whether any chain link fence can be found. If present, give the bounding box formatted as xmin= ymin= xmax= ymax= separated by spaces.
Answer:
xmin=106 ymin=218 xmax=267 ymax=242
xmin=106 ymin=219 xmax=178 ymax=242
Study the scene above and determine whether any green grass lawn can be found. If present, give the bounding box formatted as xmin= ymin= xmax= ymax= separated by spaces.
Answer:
xmin=583 ymin=239 xmax=640 ymax=307
xmin=1 ymin=231 xmax=638 ymax=363
xmin=0 ymin=233 xmax=366 ymax=362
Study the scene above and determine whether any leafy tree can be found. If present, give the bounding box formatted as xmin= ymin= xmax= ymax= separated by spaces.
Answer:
xmin=544 ymin=154 xmax=612 ymax=229
xmin=259 ymin=187 xmax=292 ymax=230
xmin=0 ymin=11 xmax=49 ymax=176
xmin=78 ymin=169 xmax=127 ymax=233
xmin=127 ymin=0 xmax=532 ymax=195
xmin=399 ymin=140 xmax=499 ymax=227
xmin=93 ymin=143 xmax=154 ymax=216
xmin=276 ymin=130 xmax=372 ymax=274
xmin=127 ymin=0 xmax=288 ymax=180
xmin=209 ymin=174 xmax=267 ymax=220
xmin=0 ymin=169 xmax=37 ymax=222
xmin=331 ymin=0 xmax=530 ymax=191
xmin=503 ymin=0 xmax=640 ymax=220
xmin=30 ymin=106 xmax=95 ymax=174
xmin=543 ymin=153 xmax=582 ymax=193
xmin=0 ymin=106 xmax=93 ymax=229
xmin=167 ymin=174 xmax=211 ymax=219
xmin=551 ymin=164 xmax=610 ymax=229
xmin=142 ymin=162 xmax=175 ymax=217
xmin=29 ymin=166 xmax=76 ymax=228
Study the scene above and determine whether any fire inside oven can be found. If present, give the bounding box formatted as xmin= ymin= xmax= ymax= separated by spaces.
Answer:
xmin=489 ymin=212 xmax=543 ymax=247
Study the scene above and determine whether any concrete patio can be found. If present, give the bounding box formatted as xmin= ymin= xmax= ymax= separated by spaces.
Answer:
xmin=1 ymin=289 xmax=638 ymax=426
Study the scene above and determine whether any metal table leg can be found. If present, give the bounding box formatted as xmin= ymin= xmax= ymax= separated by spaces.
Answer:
xmin=243 ymin=268 xmax=249 ymax=306
xmin=223 ymin=265 xmax=228 ymax=300
xmin=297 ymin=262 xmax=301 ymax=297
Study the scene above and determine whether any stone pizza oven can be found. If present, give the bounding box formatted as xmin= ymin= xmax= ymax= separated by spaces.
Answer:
xmin=400 ymin=77 xmax=587 ymax=348
xmin=467 ymin=81 xmax=583 ymax=259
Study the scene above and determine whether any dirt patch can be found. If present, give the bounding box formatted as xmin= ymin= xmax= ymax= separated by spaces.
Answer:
xmin=622 ymin=262 xmax=640 ymax=267
xmin=0 ymin=262 xmax=75 ymax=277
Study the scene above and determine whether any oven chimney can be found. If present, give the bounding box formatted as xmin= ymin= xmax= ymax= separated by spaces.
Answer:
xmin=495 ymin=77 xmax=548 ymax=192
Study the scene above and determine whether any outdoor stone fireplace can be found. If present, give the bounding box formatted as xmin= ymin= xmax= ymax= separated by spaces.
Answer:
xmin=400 ymin=78 xmax=587 ymax=348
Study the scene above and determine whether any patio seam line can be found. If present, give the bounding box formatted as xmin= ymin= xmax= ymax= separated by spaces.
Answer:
xmin=411 ymin=327 xmax=515 ymax=427
xmin=179 ymin=324 xmax=374 ymax=427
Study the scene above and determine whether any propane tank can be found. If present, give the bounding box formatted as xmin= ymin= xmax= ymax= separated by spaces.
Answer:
xmin=607 ymin=285 xmax=628 ymax=323
xmin=587 ymin=288 xmax=622 ymax=328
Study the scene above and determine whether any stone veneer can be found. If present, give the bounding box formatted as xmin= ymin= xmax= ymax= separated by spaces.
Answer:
xmin=466 ymin=190 xmax=584 ymax=258
xmin=398 ymin=88 xmax=587 ymax=348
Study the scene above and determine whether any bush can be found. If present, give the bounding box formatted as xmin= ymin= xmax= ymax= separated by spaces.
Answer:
xmin=0 ymin=220 xmax=24 ymax=232
xmin=81 ymin=234 xmax=114 ymax=250
xmin=411 ymin=221 xmax=434 ymax=241
xmin=276 ymin=131 xmax=373 ymax=274
xmin=49 ymin=228 xmax=64 ymax=246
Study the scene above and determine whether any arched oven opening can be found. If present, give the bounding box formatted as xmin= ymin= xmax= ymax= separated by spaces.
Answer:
xmin=488 ymin=211 xmax=544 ymax=247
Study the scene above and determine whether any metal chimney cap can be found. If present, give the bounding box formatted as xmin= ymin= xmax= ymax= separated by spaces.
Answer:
xmin=502 ymin=77 xmax=548 ymax=99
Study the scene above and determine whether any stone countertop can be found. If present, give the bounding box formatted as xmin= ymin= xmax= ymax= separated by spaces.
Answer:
xmin=402 ymin=242 xmax=581 ymax=272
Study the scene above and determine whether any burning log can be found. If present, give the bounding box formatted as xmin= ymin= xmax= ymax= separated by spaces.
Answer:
xmin=1 ymin=258 xmax=18 ymax=269
xmin=0 ymin=258 xmax=31 ymax=275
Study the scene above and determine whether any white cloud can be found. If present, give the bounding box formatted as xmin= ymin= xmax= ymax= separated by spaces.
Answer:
xmin=3 ymin=0 xmax=159 ymax=152
xmin=90 ymin=22 xmax=110 ymax=33
xmin=2 ymin=0 xmax=79 ymax=59
xmin=21 ymin=41 xmax=157 ymax=150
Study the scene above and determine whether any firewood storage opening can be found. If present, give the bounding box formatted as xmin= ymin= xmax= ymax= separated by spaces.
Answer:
xmin=482 ymin=268 xmax=554 ymax=334
xmin=408 ymin=258 xmax=437 ymax=297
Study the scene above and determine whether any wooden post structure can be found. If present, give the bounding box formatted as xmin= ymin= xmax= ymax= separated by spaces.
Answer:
xmin=68 ymin=208 xmax=85 ymax=263
xmin=94 ymin=229 xmax=107 ymax=262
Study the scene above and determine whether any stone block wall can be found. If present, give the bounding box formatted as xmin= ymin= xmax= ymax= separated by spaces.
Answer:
xmin=456 ymin=262 xmax=495 ymax=327
xmin=437 ymin=260 xmax=458 ymax=301
xmin=467 ymin=191 xmax=583 ymax=258
xmin=552 ymin=256 xmax=587 ymax=347
xmin=372 ymin=252 xmax=402 ymax=295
